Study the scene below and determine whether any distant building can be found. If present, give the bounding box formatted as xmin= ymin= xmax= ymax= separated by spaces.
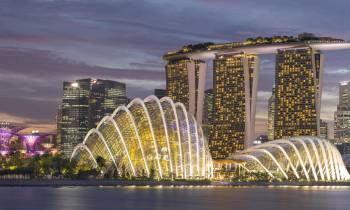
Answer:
xmin=210 ymin=53 xmax=259 ymax=159
xmin=335 ymin=142 xmax=350 ymax=155
xmin=59 ymin=78 xmax=127 ymax=157
xmin=335 ymin=81 xmax=350 ymax=142
xmin=89 ymin=79 xmax=127 ymax=128
xmin=319 ymin=119 xmax=328 ymax=139
xmin=56 ymin=105 xmax=62 ymax=145
xmin=252 ymin=135 xmax=268 ymax=146
xmin=154 ymin=89 xmax=167 ymax=99
xmin=274 ymin=47 xmax=323 ymax=139
xmin=267 ymin=88 xmax=275 ymax=141
xmin=202 ymin=89 xmax=214 ymax=143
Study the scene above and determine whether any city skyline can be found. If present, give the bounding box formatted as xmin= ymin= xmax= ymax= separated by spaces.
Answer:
xmin=1 ymin=0 xmax=350 ymax=135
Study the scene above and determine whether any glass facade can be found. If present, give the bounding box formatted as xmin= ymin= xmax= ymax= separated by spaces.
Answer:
xmin=335 ymin=81 xmax=350 ymax=142
xmin=59 ymin=78 xmax=127 ymax=157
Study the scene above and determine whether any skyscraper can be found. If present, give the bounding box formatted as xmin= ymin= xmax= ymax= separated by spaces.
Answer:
xmin=89 ymin=79 xmax=127 ymax=128
xmin=334 ymin=81 xmax=350 ymax=142
xmin=60 ymin=79 xmax=90 ymax=156
xmin=59 ymin=78 xmax=127 ymax=156
xmin=274 ymin=47 xmax=323 ymax=139
xmin=210 ymin=53 xmax=259 ymax=159
xmin=165 ymin=58 xmax=207 ymax=123
xmin=267 ymin=88 xmax=275 ymax=141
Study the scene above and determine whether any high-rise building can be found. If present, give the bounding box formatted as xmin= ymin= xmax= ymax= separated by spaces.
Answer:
xmin=89 ymin=79 xmax=127 ymax=128
xmin=154 ymin=89 xmax=167 ymax=99
xmin=56 ymin=105 xmax=62 ymax=145
xmin=319 ymin=119 xmax=328 ymax=139
xmin=60 ymin=79 xmax=90 ymax=156
xmin=59 ymin=78 xmax=127 ymax=156
xmin=267 ymin=88 xmax=275 ymax=141
xmin=165 ymin=58 xmax=207 ymax=123
xmin=210 ymin=53 xmax=259 ymax=159
xmin=334 ymin=81 xmax=350 ymax=142
xmin=202 ymin=89 xmax=214 ymax=143
xmin=203 ymin=89 xmax=214 ymax=125
xmin=274 ymin=47 xmax=323 ymax=139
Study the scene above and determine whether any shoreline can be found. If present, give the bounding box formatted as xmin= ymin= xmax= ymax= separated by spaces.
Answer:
xmin=1 ymin=180 xmax=350 ymax=187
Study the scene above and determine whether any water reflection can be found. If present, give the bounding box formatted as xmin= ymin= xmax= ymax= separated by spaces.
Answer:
xmin=1 ymin=186 xmax=350 ymax=210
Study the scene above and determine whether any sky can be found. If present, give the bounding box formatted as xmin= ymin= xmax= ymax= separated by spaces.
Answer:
xmin=1 ymin=0 xmax=350 ymax=135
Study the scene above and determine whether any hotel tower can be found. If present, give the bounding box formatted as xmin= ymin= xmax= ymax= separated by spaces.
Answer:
xmin=164 ymin=33 xmax=347 ymax=159
xmin=274 ymin=47 xmax=323 ymax=139
xmin=210 ymin=53 xmax=259 ymax=159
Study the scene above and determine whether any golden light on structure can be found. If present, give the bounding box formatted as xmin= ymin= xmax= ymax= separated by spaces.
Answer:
xmin=70 ymin=96 xmax=213 ymax=180
xmin=231 ymin=136 xmax=350 ymax=182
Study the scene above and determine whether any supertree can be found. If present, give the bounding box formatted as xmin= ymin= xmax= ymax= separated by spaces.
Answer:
xmin=0 ymin=122 xmax=25 ymax=156
xmin=17 ymin=131 xmax=54 ymax=156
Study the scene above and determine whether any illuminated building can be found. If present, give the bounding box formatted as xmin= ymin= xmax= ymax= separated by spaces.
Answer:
xmin=335 ymin=81 xmax=350 ymax=142
xmin=71 ymin=96 xmax=213 ymax=179
xmin=202 ymin=89 xmax=214 ymax=143
xmin=59 ymin=78 xmax=127 ymax=156
xmin=210 ymin=53 xmax=259 ymax=159
xmin=163 ymin=33 xmax=349 ymax=152
xmin=154 ymin=89 xmax=167 ymax=99
xmin=165 ymin=58 xmax=207 ymax=124
xmin=267 ymin=88 xmax=275 ymax=140
xmin=60 ymin=79 xmax=91 ymax=156
xmin=274 ymin=47 xmax=323 ymax=139
xmin=230 ymin=136 xmax=350 ymax=182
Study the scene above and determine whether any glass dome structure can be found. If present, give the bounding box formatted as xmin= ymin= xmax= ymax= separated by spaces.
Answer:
xmin=231 ymin=136 xmax=350 ymax=181
xmin=71 ymin=96 xmax=213 ymax=179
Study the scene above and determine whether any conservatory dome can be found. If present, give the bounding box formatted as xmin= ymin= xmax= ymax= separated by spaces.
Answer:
xmin=71 ymin=96 xmax=213 ymax=179
xmin=231 ymin=136 xmax=350 ymax=182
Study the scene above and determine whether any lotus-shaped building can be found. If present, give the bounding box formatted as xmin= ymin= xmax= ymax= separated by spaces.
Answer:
xmin=71 ymin=96 xmax=213 ymax=179
xmin=231 ymin=136 xmax=350 ymax=181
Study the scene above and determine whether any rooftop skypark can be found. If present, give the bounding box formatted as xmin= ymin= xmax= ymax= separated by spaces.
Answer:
xmin=163 ymin=33 xmax=348 ymax=60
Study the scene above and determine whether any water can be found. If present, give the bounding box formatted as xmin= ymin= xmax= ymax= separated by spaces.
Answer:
xmin=0 ymin=186 xmax=349 ymax=210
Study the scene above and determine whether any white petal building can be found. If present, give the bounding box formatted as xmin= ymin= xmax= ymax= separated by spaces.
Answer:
xmin=231 ymin=136 xmax=350 ymax=181
xmin=70 ymin=96 xmax=213 ymax=180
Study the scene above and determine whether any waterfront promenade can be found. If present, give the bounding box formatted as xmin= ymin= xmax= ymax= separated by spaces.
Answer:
xmin=1 ymin=179 xmax=350 ymax=187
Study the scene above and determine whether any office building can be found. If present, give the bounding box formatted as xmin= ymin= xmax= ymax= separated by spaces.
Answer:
xmin=335 ymin=81 xmax=350 ymax=142
xmin=59 ymin=78 xmax=126 ymax=156
xmin=89 ymin=79 xmax=127 ymax=128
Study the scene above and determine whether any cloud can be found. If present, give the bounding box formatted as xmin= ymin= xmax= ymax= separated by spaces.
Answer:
xmin=0 ymin=112 xmax=56 ymax=133
xmin=325 ymin=68 xmax=350 ymax=75
xmin=0 ymin=0 xmax=350 ymax=134
xmin=0 ymin=47 xmax=165 ymax=123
